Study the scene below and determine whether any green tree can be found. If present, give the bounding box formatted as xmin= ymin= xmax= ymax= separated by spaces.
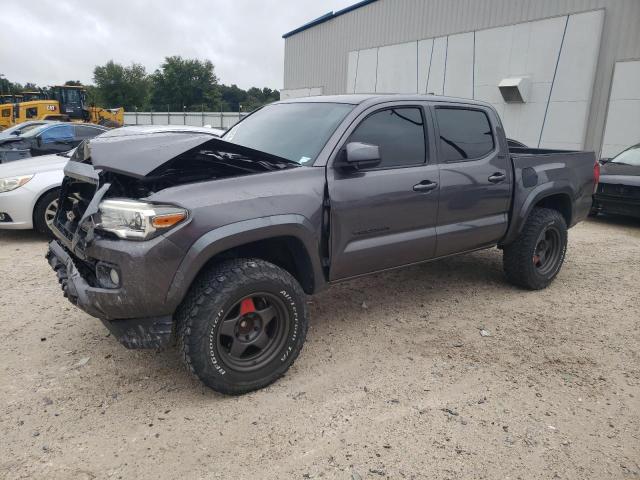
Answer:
xmin=0 ymin=74 xmax=11 ymax=94
xmin=64 ymin=80 xmax=83 ymax=86
xmin=84 ymin=85 xmax=100 ymax=106
xmin=93 ymin=61 xmax=151 ymax=109
xmin=151 ymin=56 xmax=221 ymax=111
xmin=0 ymin=74 xmax=25 ymax=94
xmin=218 ymin=84 xmax=246 ymax=111
xmin=241 ymin=86 xmax=280 ymax=111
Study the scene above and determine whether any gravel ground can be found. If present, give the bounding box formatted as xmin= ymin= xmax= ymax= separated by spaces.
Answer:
xmin=1 ymin=216 xmax=639 ymax=480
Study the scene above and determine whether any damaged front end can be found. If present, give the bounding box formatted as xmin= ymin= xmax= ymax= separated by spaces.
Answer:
xmin=45 ymin=129 xmax=299 ymax=349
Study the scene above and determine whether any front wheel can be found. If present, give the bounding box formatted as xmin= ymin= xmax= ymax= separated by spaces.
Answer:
xmin=33 ymin=189 xmax=60 ymax=237
xmin=177 ymin=258 xmax=308 ymax=395
xmin=503 ymin=207 xmax=568 ymax=290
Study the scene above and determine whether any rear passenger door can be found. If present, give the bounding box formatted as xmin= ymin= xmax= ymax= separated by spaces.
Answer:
xmin=328 ymin=103 xmax=440 ymax=280
xmin=432 ymin=105 xmax=512 ymax=256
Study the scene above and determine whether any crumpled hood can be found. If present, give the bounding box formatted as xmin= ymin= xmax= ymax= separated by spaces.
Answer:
xmin=600 ymin=162 xmax=640 ymax=187
xmin=78 ymin=129 xmax=294 ymax=179
xmin=88 ymin=131 xmax=214 ymax=178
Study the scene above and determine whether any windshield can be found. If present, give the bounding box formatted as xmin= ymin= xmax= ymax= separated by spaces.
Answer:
xmin=18 ymin=123 xmax=45 ymax=134
xmin=223 ymin=103 xmax=354 ymax=164
xmin=61 ymin=88 xmax=82 ymax=105
xmin=0 ymin=124 xmax=22 ymax=135
xmin=611 ymin=145 xmax=640 ymax=167
xmin=20 ymin=123 xmax=52 ymax=138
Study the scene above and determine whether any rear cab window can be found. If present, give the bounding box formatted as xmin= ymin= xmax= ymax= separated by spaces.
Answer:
xmin=435 ymin=107 xmax=495 ymax=162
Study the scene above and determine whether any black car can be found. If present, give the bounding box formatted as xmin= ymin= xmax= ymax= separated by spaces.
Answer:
xmin=592 ymin=143 xmax=640 ymax=219
xmin=0 ymin=122 xmax=107 ymax=162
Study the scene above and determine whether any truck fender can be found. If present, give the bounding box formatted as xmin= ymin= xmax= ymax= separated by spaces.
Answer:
xmin=165 ymin=214 xmax=325 ymax=308
xmin=502 ymin=181 xmax=573 ymax=246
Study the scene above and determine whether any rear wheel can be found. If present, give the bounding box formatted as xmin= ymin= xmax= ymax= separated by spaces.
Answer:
xmin=33 ymin=189 xmax=60 ymax=237
xmin=503 ymin=207 xmax=567 ymax=290
xmin=177 ymin=258 xmax=308 ymax=395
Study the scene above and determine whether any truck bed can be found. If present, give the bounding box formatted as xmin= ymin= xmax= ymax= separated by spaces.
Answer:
xmin=501 ymin=147 xmax=596 ymax=245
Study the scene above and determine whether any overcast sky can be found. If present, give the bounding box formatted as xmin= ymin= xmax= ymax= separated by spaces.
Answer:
xmin=1 ymin=0 xmax=353 ymax=90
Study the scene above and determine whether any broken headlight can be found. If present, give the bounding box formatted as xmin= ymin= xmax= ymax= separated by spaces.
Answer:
xmin=95 ymin=199 xmax=187 ymax=240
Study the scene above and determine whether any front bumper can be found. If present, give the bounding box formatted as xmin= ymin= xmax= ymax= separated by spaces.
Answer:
xmin=46 ymin=239 xmax=181 ymax=349
xmin=0 ymin=184 xmax=36 ymax=229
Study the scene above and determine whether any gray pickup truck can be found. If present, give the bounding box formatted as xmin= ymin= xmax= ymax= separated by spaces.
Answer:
xmin=46 ymin=95 xmax=597 ymax=394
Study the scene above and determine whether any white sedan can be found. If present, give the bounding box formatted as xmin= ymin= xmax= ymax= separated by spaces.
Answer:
xmin=0 ymin=151 xmax=69 ymax=234
xmin=0 ymin=125 xmax=225 ymax=235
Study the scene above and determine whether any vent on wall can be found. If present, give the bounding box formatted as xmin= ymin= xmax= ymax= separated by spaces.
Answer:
xmin=498 ymin=77 xmax=530 ymax=103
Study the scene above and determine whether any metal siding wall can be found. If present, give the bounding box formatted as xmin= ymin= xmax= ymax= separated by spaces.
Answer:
xmin=601 ymin=60 xmax=640 ymax=157
xmin=283 ymin=0 xmax=640 ymax=154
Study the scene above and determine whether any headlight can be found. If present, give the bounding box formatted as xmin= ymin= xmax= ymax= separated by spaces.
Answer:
xmin=95 ymin=199 xmax=187 ymax=240
xmin=0 ymin=175 xmax=33 ymax=193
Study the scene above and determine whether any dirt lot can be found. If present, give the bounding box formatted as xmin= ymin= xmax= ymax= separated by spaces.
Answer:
xmin=1 ymin=217 xmax=639 ymax=480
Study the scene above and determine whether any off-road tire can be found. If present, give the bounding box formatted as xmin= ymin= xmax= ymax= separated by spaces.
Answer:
xmin=176 ymin=258 xmax=308 ymax=395
xmin=503 ymin=207 xmax=567 ymax=290
xmin=33 ymin=189 xmax=60 ymax=237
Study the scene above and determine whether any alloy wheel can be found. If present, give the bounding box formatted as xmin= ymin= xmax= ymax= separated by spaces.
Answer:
xmin=217 ymin=293 xmax=290 ymax=372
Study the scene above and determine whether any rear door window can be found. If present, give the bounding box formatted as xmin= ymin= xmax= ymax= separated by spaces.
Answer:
xmin=435 ymin=108 xmax=495 ymax=161
xmin=75 ymin=125 xmax=105 ymax=140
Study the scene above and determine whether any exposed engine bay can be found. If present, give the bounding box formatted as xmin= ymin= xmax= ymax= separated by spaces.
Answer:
xmin=52 ymin=131 xmax=299 ymax=262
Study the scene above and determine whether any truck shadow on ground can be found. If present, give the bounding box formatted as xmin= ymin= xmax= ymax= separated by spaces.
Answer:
xmin=0 ymin=229 xmax=48 ymax=245
xmin=0 ymin=228 xmax=549 ymax=399
xmin=142 ymin=248 xmax=508 ymax=398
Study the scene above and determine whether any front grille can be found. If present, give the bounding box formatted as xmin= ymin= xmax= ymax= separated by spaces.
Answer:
xmin=53 ymin=177 xmax=98 ymax=257
xmin=597 ymin=183 xmax=640 ymax=199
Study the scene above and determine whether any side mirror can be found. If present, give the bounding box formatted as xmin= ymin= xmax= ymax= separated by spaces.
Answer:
xmin=599 ymin=157 xmax=611 ymax=164
xmin=343 ymin=142 xmax=381 ymax=170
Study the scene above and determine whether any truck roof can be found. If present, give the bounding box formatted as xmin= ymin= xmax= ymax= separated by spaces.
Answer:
xmin=277 ymin=94 xmax=494 ymax=109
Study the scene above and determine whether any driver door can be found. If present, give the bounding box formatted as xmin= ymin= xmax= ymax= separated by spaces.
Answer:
xmin=327 ymin=103 xmax=440 ymax=280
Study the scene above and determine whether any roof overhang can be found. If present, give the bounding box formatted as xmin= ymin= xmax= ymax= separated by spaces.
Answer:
xmin=282 ymin=0 xmax=379 ymax=38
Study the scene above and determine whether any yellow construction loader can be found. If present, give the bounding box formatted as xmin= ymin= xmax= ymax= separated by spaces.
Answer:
xmin=0 ymin=85 xmax=124 ymax=130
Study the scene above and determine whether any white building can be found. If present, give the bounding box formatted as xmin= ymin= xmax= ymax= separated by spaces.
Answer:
xmin=281 ymin=0 xmax=640 ymax=157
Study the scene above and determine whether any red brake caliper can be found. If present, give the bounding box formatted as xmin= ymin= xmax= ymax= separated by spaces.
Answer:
xmin=240 ymin=297 xmax=256 ymax=316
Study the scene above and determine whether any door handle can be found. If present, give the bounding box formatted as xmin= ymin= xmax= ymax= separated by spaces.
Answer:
xmin=413 ymin=181 xmax=438 ymax=192
xmin=488 ymin=172 xmax=506 ymax=183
